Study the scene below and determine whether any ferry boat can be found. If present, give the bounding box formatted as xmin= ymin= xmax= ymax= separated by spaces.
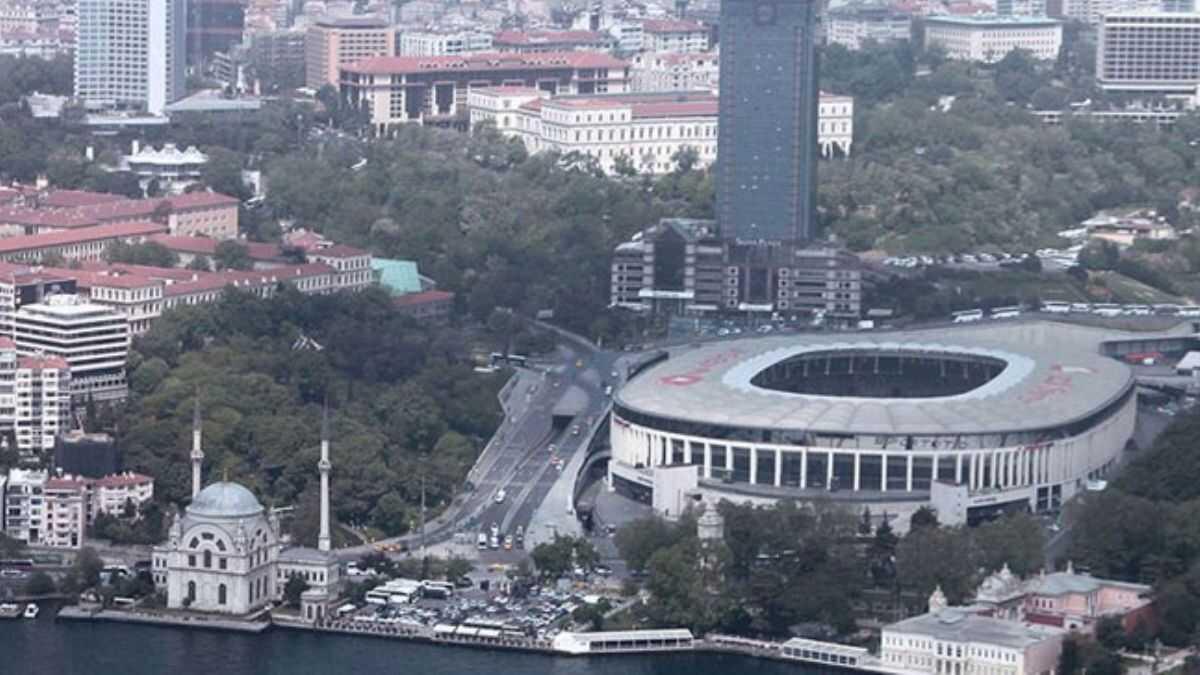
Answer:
xmin=0 ymin=603 xmax=21 ymax=618
xmin=23 ymin=603 xmax=39 ymax=619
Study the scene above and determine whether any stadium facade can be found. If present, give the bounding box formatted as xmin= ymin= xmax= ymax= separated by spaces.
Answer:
xmin=609 ymin=322 xmax=1148 ymax=530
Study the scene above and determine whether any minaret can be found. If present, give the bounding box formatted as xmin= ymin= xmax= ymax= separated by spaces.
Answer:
xmin=190 ymin=394 xmax=204 ymax=498
xmin=317 ymin=402 xmax=332 ymax=552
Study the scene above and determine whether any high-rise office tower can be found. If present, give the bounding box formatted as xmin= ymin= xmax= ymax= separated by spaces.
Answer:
xmin=75 ymin=0 xmax=187 ymax=114
xmin=716 ymin=0 xmax=821 ymax=243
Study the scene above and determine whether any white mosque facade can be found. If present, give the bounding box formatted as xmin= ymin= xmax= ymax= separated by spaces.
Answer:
xmin=151 ymin=400 xmax=340 ymax=619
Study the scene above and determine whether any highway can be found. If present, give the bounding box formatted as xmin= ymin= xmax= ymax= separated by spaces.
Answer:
xmin=340 ymin=328 xmax=619 ymax=561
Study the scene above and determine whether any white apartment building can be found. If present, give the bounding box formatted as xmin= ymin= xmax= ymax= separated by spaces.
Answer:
xmin=468 ymin=88 xmax=854 ymax=175
xmin=43 ymin=474 xmax=87 ymax=548
xmin=74 ymin=0 xmax=186 ymax=114
xmin=397 ymin=28 xmax=492 ymax=56
xmin=12 ymin=294 xmax=130 ymax=402
xmin=14 ymin=354 xmax=70 ymax=454
xmin=87 ymin=471 xmax=154 ymax=521
xmin=609 ymin=22 xmax=644 ymax=54
xmin=0 ymin=338 xmax=71 ymax=456
xmin=924 ymin=15 xmax=1063 ymax=63
xmin=824 ymin=9 xmax=913 ymax=50
xmin=630 ymin=50 xmax=719 ymax=92
xmin=641 ymin=18 xmax=710 ymax=53
xmin=0 ymin=3 xmax=38 ymax=34
xmin=3 ymin=468 xmax=46 ymax=545
xmin=1097 ymin=11 xmax=1200 ymax=96
xmin=881 ymin=608 xmax=1064 ymax=675
xmin=1063 ymin=0 xmax=1161 ymax=27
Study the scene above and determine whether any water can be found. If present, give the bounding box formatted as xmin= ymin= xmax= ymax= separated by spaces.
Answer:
xmin=4 ymin=614 xmax=830 ymax=675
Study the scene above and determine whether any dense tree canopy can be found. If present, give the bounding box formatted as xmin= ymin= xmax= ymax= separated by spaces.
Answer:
xmin=118 ymin=287 xmax=505 ymax=541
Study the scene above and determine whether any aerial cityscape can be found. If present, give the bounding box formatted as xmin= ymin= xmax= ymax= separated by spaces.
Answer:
xmin=0 ymin=0 xmax=1199 ymax=670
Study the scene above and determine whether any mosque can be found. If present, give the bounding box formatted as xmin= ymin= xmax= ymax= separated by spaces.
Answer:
xmin=151 ymin=400 xmax=341 ymax=622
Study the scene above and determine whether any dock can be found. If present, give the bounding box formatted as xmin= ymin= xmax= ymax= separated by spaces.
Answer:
xmin=57 ymin=606 xmax=271 ymax=634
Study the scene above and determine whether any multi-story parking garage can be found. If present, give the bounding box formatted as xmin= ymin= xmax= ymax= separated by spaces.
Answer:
xmin=609 ymin=322 xmax=1146 ymax=530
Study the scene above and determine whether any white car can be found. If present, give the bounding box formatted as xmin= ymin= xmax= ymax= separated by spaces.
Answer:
xmin=494 ymin=489 xmax=506 ymax=504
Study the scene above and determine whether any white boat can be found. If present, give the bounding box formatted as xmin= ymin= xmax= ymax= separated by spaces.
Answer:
xmin=22 ymin=603 xmax=38 ymax=619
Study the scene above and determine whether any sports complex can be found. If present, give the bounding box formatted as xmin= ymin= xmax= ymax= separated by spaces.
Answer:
xmin=608 ymin=321 xmax=1168 ymax=530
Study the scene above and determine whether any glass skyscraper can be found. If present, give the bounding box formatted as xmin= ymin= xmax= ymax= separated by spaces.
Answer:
xmin=716 ymin=0 xmax=821 ymax=243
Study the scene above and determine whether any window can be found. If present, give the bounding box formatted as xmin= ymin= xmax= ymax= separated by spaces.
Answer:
xmin=219 ymin=557 xmax=227 ymax=570
xmin=186 ymin=581 xmax=196 ymax=602
xmin=188 ymin=554 xmax=196 ymax=567
xmin=218 ymin=584 xmax=227 ymax=605
xmin=203 ymin=550 xmax=212 ymax=568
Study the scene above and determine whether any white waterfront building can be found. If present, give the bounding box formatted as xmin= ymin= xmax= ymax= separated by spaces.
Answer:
xmin=153 ymin=401 xmax=339 ymax=619
xmin=468 ymin=88 xmax=853 ymax=175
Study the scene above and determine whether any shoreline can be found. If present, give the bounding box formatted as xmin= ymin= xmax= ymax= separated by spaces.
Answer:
xmin=53 ymin=606 xmax=893 ymax=673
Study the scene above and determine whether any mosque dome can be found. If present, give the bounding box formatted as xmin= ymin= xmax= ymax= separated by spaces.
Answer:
xmin=188 ymin=481 xmax=265 ymax=519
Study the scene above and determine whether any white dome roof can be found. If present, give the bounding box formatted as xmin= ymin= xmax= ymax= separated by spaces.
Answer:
xmin=188 ymin=481 xmax=264 ymax=518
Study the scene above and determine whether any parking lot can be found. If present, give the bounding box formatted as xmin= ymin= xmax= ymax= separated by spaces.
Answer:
xmin=341 ymin=581 xmax=621 ymax=641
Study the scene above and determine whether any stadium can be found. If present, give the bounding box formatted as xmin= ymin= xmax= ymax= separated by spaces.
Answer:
xmin=609 ymin=321 xmax=1146 ymax=530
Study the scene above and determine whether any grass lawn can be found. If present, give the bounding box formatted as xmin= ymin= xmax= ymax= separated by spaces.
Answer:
xmin=1094 ymin=271 xmax=1185 ymax=304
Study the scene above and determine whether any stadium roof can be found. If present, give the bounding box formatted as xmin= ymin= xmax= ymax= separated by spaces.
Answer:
xmin=617 ymin=321 xmax=1150 ymax=437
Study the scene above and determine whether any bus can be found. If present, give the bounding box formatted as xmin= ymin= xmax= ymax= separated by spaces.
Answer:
xmin=952 ymin=309 xmax=983 ymax=323
xmin=1041 ymin=300 xmax=1071 ymax=314
xmin=489 ymin=352 xmax=528 ymax=368
xmin=990 ymin=306 xmax=1022 ymax=319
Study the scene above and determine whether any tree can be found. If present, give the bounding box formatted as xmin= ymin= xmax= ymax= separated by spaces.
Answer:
xmin=201 ymin=147 xmax=250 ymax=200
xmin=910 ymin=506 xmax=939 ymax=531
xmin=186 ymin=255 xmax=211 ymax=272
xmin=445 ymin=556 xmax=472 ymax=582
xmin=105 ymin=241 xmax=178 ymax=268
xmin=214 ymin=240 xmax=253 ymax=270
xmin=75 ymin=547 xmax=104 ymax=589
xmin=24 ymin=571 xmax=56 ymax=596
xmin=615 ymin=517 xmax=687 ymax=573
xmin=283 ymin=574 xmax=310 ymax=608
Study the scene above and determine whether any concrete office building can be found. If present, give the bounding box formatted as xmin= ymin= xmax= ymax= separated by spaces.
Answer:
xmin=630 ymin=50 xmax=720 ymax=92
xmin=641 ymin=19 xmax=710 ymax=53
xmin=1062 ymin=0 xmax=1161 ymax=26
xmin=12 ymin=294 xmax=131 ymax=402
xmin=923 ymin=15 xmax=1063 ymax=63
xmin=75 ymin=0 xmax=187 ymax=114
xmin=469 ymin=88 xmax=854 ymax=175
xmin=305 ymin=15 xmax=394 ymax=89
xmin=0 ymin=338 xmax=70 ymax=456
xmin=340 ymin=51 xmax=629 ymax=132
xmin=716 ymin=0 xmax=820 ymax=243
xmin=824 ymin=7 xmax=913 ymax=50
xmin=1097 ymin=11 xmax=1200 ymax=96
xmin=398 ymin=29 xmax=492 ymax=56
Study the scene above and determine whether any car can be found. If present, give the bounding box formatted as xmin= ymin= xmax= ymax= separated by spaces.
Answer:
xmin=504 ymin=535 xmax=514 ymax=550
xmin=593 ymin=565 xmax=613 ymax=577
xmin=571 ymin=424 xmax=581 ymax=436
xmin=454 ymin=576 xmax=474 ymax=589
xmin=494 ymin=489 xmax=506 ymax=504
xmin=477 ymin=532 xmax=489 ymax=550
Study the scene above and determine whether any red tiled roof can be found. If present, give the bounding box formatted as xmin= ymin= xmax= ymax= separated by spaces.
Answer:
xmin=642 ymin=19 xmax=706 ymax=33
xmin=0 ymin=206 xmax=96 ymax=228
xmin=493 ymin=29 xmax=609 ymax=45
xmin=91 ymin=472 xmax=154 ymax=488
xmin=310 ymin=243 xmax=369 ymax=258
xmin=165 ymin=191 xmax=240 ymax=210
xmin=343 ymin=51 xmax=628 ymax=75
xmin=161 ymin=263 xmax=335 ymax=297
xmin=49 ymin=266 xmax=162 ymax=290
xmin=393 ymin=289 xmax=454 ymax=307
xmin=147 ymin=234 xmax=282 ymax=260
xmin=18 ymin=354 xmax=69 ymax=370
xmin=40 ymin=190 xmax=125 ymax=208
xmin=0 ymin=221 xmax=167 ymax=254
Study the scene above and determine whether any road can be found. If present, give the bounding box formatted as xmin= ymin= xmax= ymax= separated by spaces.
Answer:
xmin=340 ymin=327 xmax=620 ymax=562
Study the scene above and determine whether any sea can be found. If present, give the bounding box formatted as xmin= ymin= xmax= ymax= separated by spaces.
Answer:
xmin=4 ymin=611 xmax=834 ymax=675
